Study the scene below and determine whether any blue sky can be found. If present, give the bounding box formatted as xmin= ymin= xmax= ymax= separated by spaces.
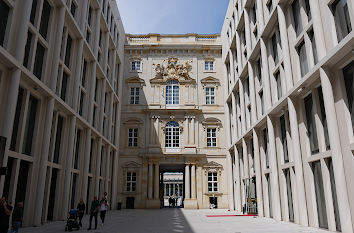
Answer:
xmin=116 ymin=0 xmax=229 ymax=34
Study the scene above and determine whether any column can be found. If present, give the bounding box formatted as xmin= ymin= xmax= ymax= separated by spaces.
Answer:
xmin=190 ymin=117 xmax=195 ymax=145
xmin=260 ymin=38 xmax=272 ymax=110
xmin=184 ymin=116 xmax=189 ymax=144
xmin=308 ymin=0 xmax=326 ymax=59
xmin=154 ymin=163 xmax=159 ymax=200
xmin=266 ymin=116 xmax=282 ymax=221
xmin=319 ymin=68 xmax=353 ymax=233
xmin=111 ymin=150 xmax=119 ymax=209
xmin=61 ymin=116 xmax=77 ymax=219
xmin=191 ymin=164 xmax=196 ymax=199
xmin=252 ymin=129 xmax=264 ymax=217
xmin=173 ymin=183 xmax=176 ymax=196
xmin=33 ymin=98 xmax=54 ymax=225
xmin=227 ymin=151 xmax=235 ymax=210
xmin=277 ymin=5 xmax=293 ymax=90
xmin=104 ymin=145 xmax=111 ymax=194
xmin=148 ymin=163 xmax=153 ymax=199
xmin=185 ymin=164 xmax=190 ymax=199
xmin=94 ymin=139 xmax=103 ymax=196
xmin=150 ymin=117 xmax=155 ymax=144
xmin=81 ymin=128 xmax=92 ymax=205
xmin=72 ymin=39 xmax=84 ymax=110
xmin=233 ymin=145 xmax=242 ymax=211
xmin=287 ymin=97 xmax=308 ymax=226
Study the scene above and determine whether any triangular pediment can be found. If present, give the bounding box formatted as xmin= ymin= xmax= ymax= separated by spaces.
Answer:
xmin=125 ymin=77 xmax=145 ymax=85
xmin=203 ymin=161 xmax=223 ymax=168
xmin=201 ymin=76 xmax=220 ymax=86
xmin=122 ymin=161 xmax=141 ymax=168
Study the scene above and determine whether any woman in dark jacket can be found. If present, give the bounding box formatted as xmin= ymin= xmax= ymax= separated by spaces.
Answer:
xmin=77 ymin=199 xmax=85 ymax=227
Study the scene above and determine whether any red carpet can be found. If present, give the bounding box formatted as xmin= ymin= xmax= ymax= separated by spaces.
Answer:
xmin=206 ymin=214 xmax=258 ymax=217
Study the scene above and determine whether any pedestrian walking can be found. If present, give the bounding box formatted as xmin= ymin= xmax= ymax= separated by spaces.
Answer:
xmin=0 ymin=196 xmax=12 ymax=233
xmin=87 ymin=196 xmax=99 ymax=230
xmin=9 ymin=202 xmax=23 ymax=233
xmin=77 ymin=199 xmax=85 ymax=227
xmin=99 ymin=196 xmax=109 ymax=226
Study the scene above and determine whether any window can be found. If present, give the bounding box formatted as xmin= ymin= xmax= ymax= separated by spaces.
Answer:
xmin=70 ymin=1 xmax=77 ymax=17
xmin=78 ymin=91 xmax=85 ymax=116
xmin=266 ymin=0 xmax=273 ymax=13
xmin=128 ymin=128 xmax=138 ymax=147
xmin=292 ymin=0 xmax=302 ymax=35
xmin=10 ymin=88 xmax=24 ymax=151
xmin=297 ymin=40 xmax=308 ymax=77
xmin=275 ymin=71 xmax=282 ymax=99
xmin=317 ymin=87 xmax=330 ymax=149
xmin=82 ymin=59 xmax=87 ymax=87
xmin=205 ymin=87 xmax=215 ymax=104
xmin=53 ymin=115 xmax=64 ymax=163
xmin=343 ymin=61 xmax=354 ymax=132
xmin=130 ymin=87 xmax=140 ymax=104
xmin=73 ymin=129 xmax=81 ymax=169
xmin=263 ymin=128 xmax=269 ymax=168
xmin=60 ymin=72 xmax=68 ymax=101
xmin=39 ymin=0 xmax=51 ymax=40
xmin=207 ymin=128 xmax=217 ymax=147
xmin=126 ymin=172 xmax=136 ymax=192
xmin=65 ymin=34 xmax=72 ymax=68
xmin=205 ymin=61 xmax=214 ymax=71
xmin=165 ymin=121 xmax=179 ymax=148
xmin=304 ymin=94 xmax=319 ymax=154
xmin=280 ymin=115 xmax=289 ymax=162
xmin=23 ymin=31 xmax=33 ymax=67
xmin=33 ymin=42 xmax=45 ymax=80
xmin=0 ymin=1 xmax=10 ymax=46
xmin=255 ymin=58 xmax=262 ymax=85
xmin=208 ymin=172 xmax=218 ymax=192
xmin=30 ymin=0 xmax=38 ymax=25
xmin=166 ymin=80 xmax=179 ymax=105
xmin=309 ymin=30 xmax=318 ymax=64
xmin=259 ymin=90 xmax=264 ymax=115
xmin=131 ymin=61 xmax=141 ymax=71
xmin=332 ymin=0 xmax=352 ymax=42
xmin=271 ymin=32 xmax=278 ymax=64
xmin=22 ymin=95 xmax=38 ymax=156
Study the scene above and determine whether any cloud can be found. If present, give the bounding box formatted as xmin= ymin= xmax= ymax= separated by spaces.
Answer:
xmin=116 ymin=0 xmax=229 ymax=34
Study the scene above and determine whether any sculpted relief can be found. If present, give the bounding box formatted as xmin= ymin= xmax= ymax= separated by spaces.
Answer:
xmin=151 ymin=58 xmax=195 ymax=84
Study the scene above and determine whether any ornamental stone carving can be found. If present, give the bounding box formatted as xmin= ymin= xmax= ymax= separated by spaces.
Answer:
xmin=151 ymin=58 xmax=195 ymax=84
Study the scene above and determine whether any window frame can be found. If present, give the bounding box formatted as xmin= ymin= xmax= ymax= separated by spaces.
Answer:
xmin=126 ymin=171 xmax=137 ymax=192
xmin=128 ymin=128 xmax=138 ymax=147
xmin=208 ymin=172 xmax=218 ymax=192
xmin=206 ymin=128 xmax=217 ymax=147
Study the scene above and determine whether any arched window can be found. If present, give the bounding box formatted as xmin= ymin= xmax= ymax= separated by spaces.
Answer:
xmin=165 ymin=121 xmax=179 ymax=148
xmin=166 ymin=80 xmax=179 ymax=105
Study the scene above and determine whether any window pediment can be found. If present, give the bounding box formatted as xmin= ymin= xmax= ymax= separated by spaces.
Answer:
xmin=123 ymin=118 xmax=143 ymax=126
xmin=203 ymin=161 xmax=223 ymax=175
xmin=201 ymin=76 xmax=220 ymax=88
xmin=125 ymin=77 xmax=145 ymax=86
xmin=202 ymin=117 xmax=222 ymax=130
xmin=122 ymin=161 xmax=141 ymax=168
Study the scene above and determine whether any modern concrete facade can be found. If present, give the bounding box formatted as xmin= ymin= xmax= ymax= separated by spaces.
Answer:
xmin=117 ymin=34 xmax=231 ymax=210
xmin=0 ymin=0 xmax=125 ymax=226
xmin=222 ymin=0 xmax=354 ymax=232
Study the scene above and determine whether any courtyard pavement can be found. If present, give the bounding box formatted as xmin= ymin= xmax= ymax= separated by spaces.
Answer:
xmin=20 ymin=209 xmax=333 ymax=233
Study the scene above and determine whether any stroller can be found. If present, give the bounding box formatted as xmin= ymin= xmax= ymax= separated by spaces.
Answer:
xmin=65 ymin=209 xmax=80 ymax=231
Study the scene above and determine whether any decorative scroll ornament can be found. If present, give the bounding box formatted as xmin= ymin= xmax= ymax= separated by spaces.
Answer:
xmin=151 ymin=58 xmax=194 ymax=84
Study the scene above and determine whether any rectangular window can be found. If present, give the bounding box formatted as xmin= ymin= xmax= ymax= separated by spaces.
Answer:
xmin=343 ymin=61 xmax=354 ymax=132
xmin=205 ymin=61 xmax=214 ymax=71
xmin=332 ymin=0 xmax=352 ymax=42
xmin=255 ymin=58 xmax=262 ymax=85
xmin=317 ymin=87 xmax=330 ymax=149
xmin=39 ymin=0 xmax=51 ymax=40
xmin=60 ymin=72 xmax=68 ymax=101
xmin=33 ymin=42 xmax=45 ymax=80
xmin=10 ymin=88 xmax=24 ymax=151
xmin=263 ymin=128 xmax=269 ymax=168
xmin=208 ymin=172 xmax=218 ymax=192
xmin=207 ymin=128 xmax=217 ymax=147
xmin=309 ymin=30 xmax=318 ymax=64
xmin=22 ymin=95 xmax=38 ymax=156
xmin=0 ymin=1 xmax=10 ymax=46
xmin=284 ymin=169 xmax=294 ymax=222
xmin=259 ymin=91 xmax=264 ymax=115
xmin=130 ymin=87 xmax=140 ymax=104
xmin=271 ymin=33 xmax=278 ymax=64
xmin=70 ymin=1 xmax=77 ymax=17
xmin=23 ymin=31 xmax=33 ymax=68
xmin=275 ymin=71 xmax=282 ymax=99
xmin=88 ymin=6 xmax=92 ymax=26
xmin=304 ymin=0 xmax=311 ymax=20
xmin=292 ymin=0 xmax=302 ymax=34
xmin=131 ymin=61 xmax=141 ymax=71
xmin=126 ymin=172 xmax=136 ymax=192
xmin=304 ymin=94 xmax=319 ymax=154
xmin=205 ymin=87 xmax=215 ymax=104
xmin=79 ymin=91 xmax=85 ymax=116
xmin=89 ymin=139 xmax=94 ymax=173
xmin=280 ymin=115 xmax=289 ymax=162
xmin=70 ymin=173 xmax=77 ymax=209
xmin=65 ymin=34 xmax=72 ymax=68
xmin=128 ymin=128 xmax=138 ymax=147
xmin=30 ymin=0 xmax=38 ymax=25
xmin=53 ymin=115 xmax=64 ymax=163
xmin=82 ymin=59 xmax=87 ymax=87
xmin=312 ymin=161 xmax=328 ymax=229
xmin=297 ymin=40 xmax=308 ymax=77
xmin=73 ymin=129 xmax=81 ymax=169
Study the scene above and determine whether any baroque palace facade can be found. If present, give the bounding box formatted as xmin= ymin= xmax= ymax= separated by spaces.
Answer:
xmin=222 ymin=0 xmax=354 ymax=232
xmin=117 ymin=34 xmax=230 ymax=210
